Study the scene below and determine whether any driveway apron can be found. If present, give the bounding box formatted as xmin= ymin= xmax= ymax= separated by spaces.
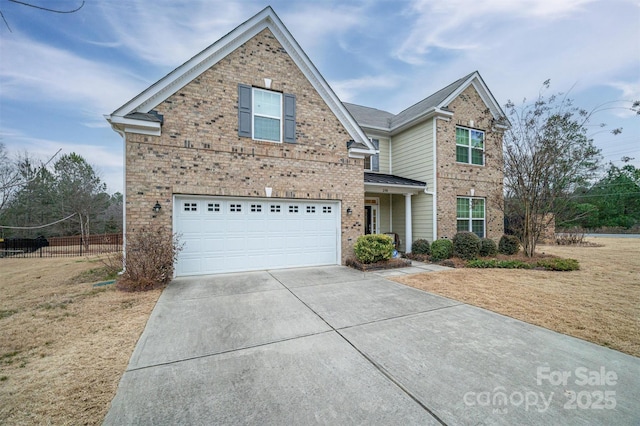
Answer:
xmin=104 ymin=266 xmax=640 ymax=425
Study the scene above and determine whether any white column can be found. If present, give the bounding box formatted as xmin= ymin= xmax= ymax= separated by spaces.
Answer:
xmin=405 ymin=193 xmax=413 ymax=253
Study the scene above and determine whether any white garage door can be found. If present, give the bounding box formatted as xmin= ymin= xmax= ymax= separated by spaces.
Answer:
xmin=174 ymin=196 xmax=340 ymax=276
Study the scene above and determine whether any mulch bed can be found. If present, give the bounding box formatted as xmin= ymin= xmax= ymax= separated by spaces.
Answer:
xmin=346 ymin=257 xmax=412 ymax=271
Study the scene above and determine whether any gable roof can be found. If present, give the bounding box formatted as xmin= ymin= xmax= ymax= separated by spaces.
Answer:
xmin=342 ymin=103 xmax=394 ymax=131
xmin=105 ymin=6 xmax=375 ymax=153
xmin=344 ymin=71 xmax=506 ymax=134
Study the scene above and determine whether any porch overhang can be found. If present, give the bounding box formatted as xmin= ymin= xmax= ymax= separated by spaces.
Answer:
xmin=364 ymin=172 xmax=427 ymax=194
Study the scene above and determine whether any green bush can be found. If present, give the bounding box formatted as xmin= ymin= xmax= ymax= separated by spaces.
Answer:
xmin=536 ymin=258 xmax=580 ymax=271
xmin=498 ymin=235 xmax=520 ymax=255
xmin=479 ymin=238 xmax=498 ymax=257
xmin=411 ymin=239 xmax=431 ymax=255
xmin=467 ymin=259 xmax=532 ymax=269
xmin=430 ymin=239 xmax=453 ymax=261
xmin=453 ymin=232 xmax=481 ymax=260
xmin=353 ymin=234 xmax=394 ymax=264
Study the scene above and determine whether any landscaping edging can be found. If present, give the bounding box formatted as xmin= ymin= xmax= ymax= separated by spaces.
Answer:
xmin=346 ymin=258 xmax=412 ymax=272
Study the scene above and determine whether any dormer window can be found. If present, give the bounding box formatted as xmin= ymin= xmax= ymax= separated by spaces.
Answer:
xmin=456 ymin=127 xmax=484 ymax=166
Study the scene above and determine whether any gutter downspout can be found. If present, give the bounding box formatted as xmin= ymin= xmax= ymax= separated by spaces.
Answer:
xmin=432 ymin=118 xmax=438 ymax=242
xmin=112 ymin=125 xmax=127 ymax=273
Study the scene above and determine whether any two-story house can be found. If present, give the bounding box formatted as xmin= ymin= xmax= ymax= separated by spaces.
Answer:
xmin=345 ymin=71 xmax=506 ymax=252
xmin=106 ymin=7 xmax=505 ymax=276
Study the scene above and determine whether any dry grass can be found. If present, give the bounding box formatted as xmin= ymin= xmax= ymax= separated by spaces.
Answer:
xmin=393 ymin=237 xmax=640 ymax=357
xmin=0 ymin=256 xmax=161 ymax=425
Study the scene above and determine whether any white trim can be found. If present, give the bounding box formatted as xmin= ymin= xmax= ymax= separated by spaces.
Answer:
xmin=113 ymin=128 xmax=127 ymax=272
xmin=252 ymin=88 xmax=283 ymax=143
xmin=364 ymin=182 xmax=424 ymax=194
xmin=404 ymin=193 xmax=413 ymax=253
xmin=348 ymin=147 xmax=372 ymax=158
xmin=106 ymin=7 xmax=374 ymax=152
xmin=390 ymin=108 xmax=453 ymax=135
xmin=440 ymin=72 xmax=505 ymax=122
xmin=365 ymin=197 xmax=380 ymax=234
xmin=432 ymin=118 xmax=438 ymax=242
xmin=105 ymin=114 xmax=162 ymax=136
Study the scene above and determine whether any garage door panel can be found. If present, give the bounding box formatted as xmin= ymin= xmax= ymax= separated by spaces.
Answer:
xmin=175 ymin=196 xmax=339 ymax=276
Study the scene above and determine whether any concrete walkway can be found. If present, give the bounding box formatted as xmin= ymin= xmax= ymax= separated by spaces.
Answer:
xmin=104 ymin=265 xmax=640 ymax=425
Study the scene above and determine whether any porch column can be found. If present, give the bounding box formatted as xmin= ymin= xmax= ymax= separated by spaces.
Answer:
xmin=405 ymin=193 xmax=413 ymax=253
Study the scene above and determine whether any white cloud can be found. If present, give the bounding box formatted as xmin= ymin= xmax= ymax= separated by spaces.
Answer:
xmin=0 ymin=35 xmax=146 ymax=115
xmin=280 ymin=3 xmax=366 ymax=52
xmin=331 ymin=75 xmax=400 ymax=104
xmin=96 ymin=1 xmax=248 ymax=68
xmin=395 ymin=0 xmax=598 ymax=65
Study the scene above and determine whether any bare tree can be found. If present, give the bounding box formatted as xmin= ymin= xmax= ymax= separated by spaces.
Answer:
xmin=501 ymin=81 xmax=637 ymax=257
xmin=0 ymin=143 xmax=21 ymax=212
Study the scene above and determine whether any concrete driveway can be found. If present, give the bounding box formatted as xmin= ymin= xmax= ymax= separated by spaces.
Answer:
xmin=104 ymin=266 xmax=640 ymax=425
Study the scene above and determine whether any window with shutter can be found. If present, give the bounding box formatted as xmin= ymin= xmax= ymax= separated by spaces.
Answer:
xmin=237 ymin=84 xmax=296 ymax=143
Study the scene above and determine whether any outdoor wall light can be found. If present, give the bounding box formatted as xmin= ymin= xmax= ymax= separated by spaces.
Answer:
xmin=346 ymin=207 xmax=353 ymax=215
xmin=153 ymin=201 xmax=162 ymax=213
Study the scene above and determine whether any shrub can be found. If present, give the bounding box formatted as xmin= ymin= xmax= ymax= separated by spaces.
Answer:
xmin=555 ymin=229 xmax=586 ymax=246
xmin=353 ymin=234 xmax=394 ymax=264
xmin=467 ymin=259 xmax=532 ymax=269
xmin=498 ymin=235 xmax=520 ymax=255
xmin=536 ymin=258 xmax=580 ymax=271
xmin=117 ymin=226 xmax=183 ymax=292
xmin=453 ymin=232 xmax=481 ymax=260
xmin=430 ymin=239 xmax=453 ymax=261
xmin=411 ymin=239 xmax=431 ymax=255
xmin=479 ymin=238 xmax=498 ymax=257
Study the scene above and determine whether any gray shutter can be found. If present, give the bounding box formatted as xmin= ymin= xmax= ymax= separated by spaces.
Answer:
xmin=238 ymin=84 xmax=252 ymax=138
xmin=283 ymin=93 xmax=296 ymax=143
xmin=371 ymin=139 xmax=380 ymax=172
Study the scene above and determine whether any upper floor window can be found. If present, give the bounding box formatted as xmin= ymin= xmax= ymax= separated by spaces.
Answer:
xmin=456 ymin=127 xmax=484 ymax=166
xmin=253 ymin=89 xmax=282 ymax=142
xmin=238 ymin=84 xmax=296 ymax=143
xmin=364 ymin=138 xmax=379 ymax=172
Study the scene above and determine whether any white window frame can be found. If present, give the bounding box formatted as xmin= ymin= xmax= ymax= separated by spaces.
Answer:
xmin=252 ymin=88 xmax=283 ymax=143
xmin=456 ymin=197 xmax=486 ymax=238
xmin=456 ymin=126 xmax=485 ymax=166
xmin=364 ymin=155 xmax=372 ymax=171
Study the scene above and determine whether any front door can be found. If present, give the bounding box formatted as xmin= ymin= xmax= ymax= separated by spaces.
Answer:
xmin=364 ymin=201 xmax=378 ymax=235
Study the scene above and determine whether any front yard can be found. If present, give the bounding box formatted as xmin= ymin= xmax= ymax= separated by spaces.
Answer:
xmin=393 ymin=237 xmax=640 ymax=357
xmin=0 ymin=237 xmax=637 ymax=424
xmin=0 ymin=256 xmax=161 ymax=425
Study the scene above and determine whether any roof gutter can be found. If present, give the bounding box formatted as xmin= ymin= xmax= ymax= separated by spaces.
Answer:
xmin=105 ymin=114 xmax=162 ymax=136
xmin=390 ymin=107 xmax=453 ymax=135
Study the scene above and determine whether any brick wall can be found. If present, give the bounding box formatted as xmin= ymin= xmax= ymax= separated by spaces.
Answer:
xmin=436 ymin=85 xmax=505 ymax=240
xmin=124 ymin=28 xmax=364 ymax=262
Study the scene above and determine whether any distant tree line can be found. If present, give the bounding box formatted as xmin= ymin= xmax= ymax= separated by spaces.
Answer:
xmin=0 ymin=143 xmax=122 ymax=239
xmin=557 ymin=160 xmax=640 ymax=230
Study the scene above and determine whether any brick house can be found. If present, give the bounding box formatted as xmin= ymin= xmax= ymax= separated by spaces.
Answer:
xmin=106 ymin=7 xmax=505 ymax=276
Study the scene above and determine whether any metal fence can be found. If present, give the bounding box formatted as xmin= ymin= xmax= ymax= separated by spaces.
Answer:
xmin=0 ymin=233 xmax=122 ymax=258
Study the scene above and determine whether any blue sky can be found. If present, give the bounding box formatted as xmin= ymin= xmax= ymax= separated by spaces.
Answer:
xmin=1 ymin=0 xmax=638 ymax=194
